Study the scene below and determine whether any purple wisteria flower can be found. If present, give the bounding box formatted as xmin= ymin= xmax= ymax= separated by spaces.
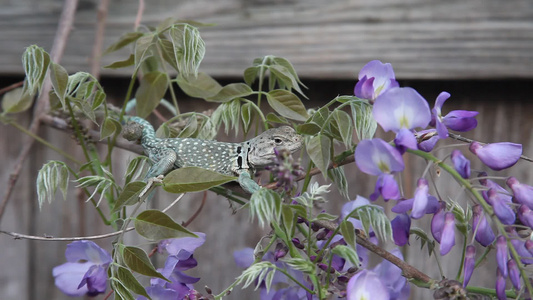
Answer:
xmin=496 ymin=236 xmax=508 ymax=277
xmin=354 ymin=60 xmax=399 ymax=101
xmin=355 ymin=138 xmax=404 ymax=201
xmin=138 ymin=233 xmax=206 ymax=300
xmin=372 ymin=248 xmax=410 ymax=299
xmin=373 ymin=87 xmax=432 ymax=151
xmin=391 ymin=195 xmax=439 ymax=216
xmin=430 ymin=91 xmax=478 ymax=139
xmin=53 ymin=240 xmax=112 ymax=297
xmin=507 ymin=259 xmax=521 ymax=290
xmin=416 ymin=129 xmax=440 ymax=152
xmin=346 ymin=270 xmax=390 ymax=300
xmin=391 ymin=213 xmax=411 ymax=246
xmin=472 ymin=204 xmax=495 ymax=247
xmin=485 ymin=188 xmax=515 ymax=225
xmin=495 ymin=269 xmax=506 ymax=300
xmin=411 ymin=178 xmax=430 ymax=219
xmin=469 ymin=141 xmax=522 ymax=171
xmin=440 ymin=212 xmax=456 ymax=256
xmin=431 ymin=202 xmax=446 ymax=243
xmin=451 ymin=150 xmax=470 ymax=179
xmin=506 ymin=176 xmax=533 ymax=210
xmin=518 ymin=205 xmax=533 ymax=229
xmin=463 ymin=245 xmax=476 ymax=287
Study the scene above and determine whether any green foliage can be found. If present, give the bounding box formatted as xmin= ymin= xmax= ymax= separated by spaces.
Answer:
xmin=121 ymin=246 xmax=169 ymax=281
xmin=1 ymin=87 xmax=34 ymax=114
xmin=162 ymin=167 xmax=237 ymax=193
xmin=348 ymin=204 xmax=393 ymax=242
xmin=134 ymin=210 xmax=198 ymax=241
xmin=22 ymin=45 xmax=50 ymax=96
xmin=36 ymin=161 xmax=69 ymax=209
xmin=112 ymin=181 xmax=146 ymax=213
xmin=135 ymin=71 xmax=168 ymax=118
xmin=235 ymin=261 xmax=276 ymax=292
xmin=306 ymin=134 xmax=331 ymax=178
xmin=249 ymin=188 xmax=282 ymax=228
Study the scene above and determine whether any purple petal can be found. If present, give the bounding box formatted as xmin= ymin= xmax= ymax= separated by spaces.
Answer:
xmin=64 ymin=240 xmax=111 ymax=265
xmin=510 ymin=239 xmax=533 ymax=265
xmin=394 ymin=128 xmax=418 ymax=152
xmin=411 ymin=178 xmax=429 ymax=219
xmin=373 ymin=248 xmax=409 ymax=299
xmin=507 ymin=176 xmax=533 ymax=210
xmin=472 ymin=205 xmax=495 ymax=247
xmin=79 ymin=265 xmax=107 ymax=296
xmin=518 ymin=205 xmax=533 ymax=229
xmin=496 ymin=236 xmax=508 ymax=277
xmin=392 ymin=198 xmax=414 ymax=214
xmin=487 ymin=189 xmax=516 ymax=225
xmin=355 ymin=138 xmax=405 ymax=175
xmin=469 ymin=142 xmax=522 ymax=171
xmin=373 ymin=87 xmax=431 ymax=132
xmin=53 ymin=262 xmax=92 ymax=297
xmin=391 ymin=213 xmax=411 ymax=246
xmin=354 ymin=76 xmax=375 ymax=100
xmin=425 ymin=196 xmax=440 ymax=214
xmin=144 ymin=286 xmax=179 ymax=300
xmin=451 ymin=150 xmax=471 ymax=179
xmin=431 ymin=202 xmax=446 ymax=243
xmin=341 ymin=196 xmax=371 ymax=220
xmin=442 ymin=110 xmax=478 ymax=132
xmin=161 ymin=232 xmax=206 ymax=256
xmin=495 ymin=269 xmax=506 ymax=300
xmin=440 ymin=212 xmax=456 ymax=255
xmin=416 ymin=129 xmax=441 ymax=152
xmin=434 ymin=91 xmax=450 ymax=112
xmin=507 ymin=259 xmax=521 ymax=290
xmin=346 ymin=270 xmax=390 ymax=300
xmin=463 ymin=245 xmax=476 ymax=287
xmin=234 ymin=248 xmax=255 ymax=268
xmin=434 ymin=111 xmax=449 ymax=139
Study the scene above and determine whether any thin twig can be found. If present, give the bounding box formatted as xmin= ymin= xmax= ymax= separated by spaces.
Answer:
xmin=90 ymin=0 xmax=111 ymax=78
xmin=0 ymin=81 xmax=24 ymax=95
xmin=0 ymin=194 xmax=185 ymax=242
xmin=134 ymin=0 xmax=145 ymax=30
xmin=0 ymin=0 xmax=79 ymax=222
xmin=449 ymin=132 xmax=533 ymax=162
xmin=183 ymin=191 xmax=207 ymax=227
xmin=313 ymin=220 xmax=432 ymax=284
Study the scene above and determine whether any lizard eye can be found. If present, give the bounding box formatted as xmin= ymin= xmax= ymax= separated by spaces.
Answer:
xmin=274 ymin=138 xmax=283 ymax=144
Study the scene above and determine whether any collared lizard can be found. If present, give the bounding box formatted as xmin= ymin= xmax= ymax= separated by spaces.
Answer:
xmin=122 ymin=116 xmax=303 ymax=193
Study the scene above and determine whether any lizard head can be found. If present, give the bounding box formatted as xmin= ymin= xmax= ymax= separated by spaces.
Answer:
xmin=248 ymin=126 xmax=303 ymax=167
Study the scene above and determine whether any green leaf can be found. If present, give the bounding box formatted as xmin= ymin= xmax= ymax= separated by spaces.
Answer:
xmin=266 ymin=113 xmax=288 ymax=124
xmin=241 ymin=102 xmax=254 ymax=133
xmin=49 ymin=62 xmax=69 ymax=106
xmin=315 ymin=212 xmax=338 ymax=222
xmin=206 ymin=83 xmax=253 ymax=103
xmin=122 ymin=246 xmax=169 ymax=281
xmin=176 ymin=72 xmax=222 ymax=99
xmin=296 ymin=122 xmax=321 ymax=135
xmin=350 ymin=99 xmax=377 ymax=141
xmin=331 ymin=110 xmax=353 ymax=147
xmin=410 ymin=227 xmax=436 ymax=256
xmin=310 ymin=107 xmax=330 ymax=127
xmin=112 ymin=181 xmax=146 ymax=213
xmin=134 ymin=34 xmax=156 ymax=71
xmin=162 ymin=167 xmax=236 ymax=193
xmin=36 ymin=161 xmax=69 ymax=209
xmin=331 ymin=245 xmax=360 ymax=267
xmin=100 ymin=117 xmax=122 ymax=140
xmin=281 ymin=205 xmax=295 ymax=236
xmin=327 ymin=167 xmax=349 ymax=200
xmin=111 ymin=279 xmax=136 ymax=300
xmin=104 ymin=54 xmax=135 ymax=69
xmin=134 ymin=71 xmax=168 ymax=118
xmin=249 ymin=188 xmax=282 ymax=228
xmin=124 ymin=156 xmax=150 ymax=183
xmin=352 ymin=205 xmax=392 ymax=242
xmin=22 ymin=45 xmax=50 ymax=95
xmin=235 ymin=261 xmax=275 ymax=290
xmin=272 ymin=57 xmax=306 ymax=88
xmin=1 ymin=87 xmax=34 ymax=114
xmin=169 ymin=24 xmax=205 ymax=77
xmin=176 ymin=114 xmax=198 ymax=138
xmin=340 ymin=219 xmax=356 ymax=249
xmin=306 ymin=134 xmax=331 ymax=177
xmin=104 ymin=32 xmax=144 ymax=54
xmin=158 ymin=38 xmax=179 ymax=71
xmin=243 ymin=66 xmax=259 ymax=86
xmin=116 ymin=266 xmax=151 ymax=299
xmin=266 ymin=90 xmax=308 ymax=121
xmin=134 ymin=210 xmax=198 ymax=241
xmin=282 ymin=257 xmax=315 ymax=274
xmin=268 ymin=65 xmax=306 ymax=98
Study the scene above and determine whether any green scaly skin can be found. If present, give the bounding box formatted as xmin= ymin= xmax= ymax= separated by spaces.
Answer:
xmin=123 ymin=116 xmax=303 ymax=193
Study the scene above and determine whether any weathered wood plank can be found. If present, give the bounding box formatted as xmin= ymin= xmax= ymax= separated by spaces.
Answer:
xmin=0 ymin=0 xmax=532 ymax=79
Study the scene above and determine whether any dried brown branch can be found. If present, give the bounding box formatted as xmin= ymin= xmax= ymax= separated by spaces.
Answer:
xmin=134 ymin=0 xmax=145 ymax=30
xmin=0 ymin=81 xmax=24 ymax=96
xmin=0 ymin=0 xmax=80 ymax=221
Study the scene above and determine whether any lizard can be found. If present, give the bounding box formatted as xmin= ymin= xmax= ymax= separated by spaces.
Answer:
xmin=122 ymin=116 xmax=303 ymax=193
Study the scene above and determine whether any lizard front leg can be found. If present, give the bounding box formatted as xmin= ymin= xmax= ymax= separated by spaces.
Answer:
xmin=237 ymin=170 xmax=261 ymax=194
xmin=145 ymin=149 xmax=177 ymax=179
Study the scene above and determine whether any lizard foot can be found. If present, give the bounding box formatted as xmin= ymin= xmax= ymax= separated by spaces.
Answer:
xmin=140 ymin=175 xmax=165 ymax=198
